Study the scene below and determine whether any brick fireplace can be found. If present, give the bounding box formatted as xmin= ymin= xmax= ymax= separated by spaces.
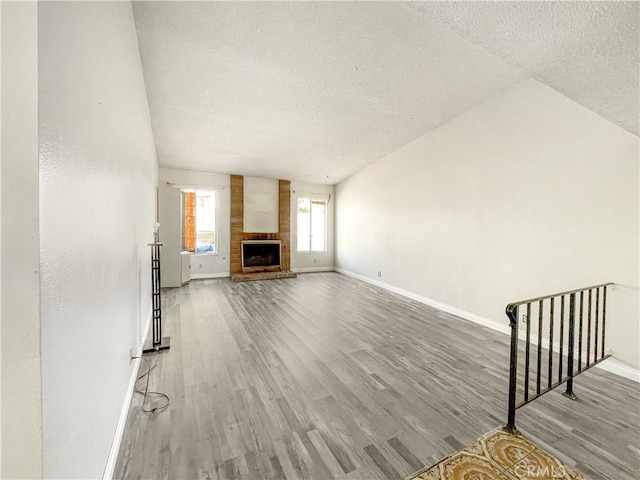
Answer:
xmin=241 ymin=240 xmax=281 ymax=272
xmin=230 ymin=175 xmax=296 ymax=282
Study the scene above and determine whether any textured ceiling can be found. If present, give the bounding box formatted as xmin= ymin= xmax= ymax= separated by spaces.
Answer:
xmin=407 ymin=1 xmax=639 ymax=137
xmin=132 ymin=1 xmax=638 ymax=185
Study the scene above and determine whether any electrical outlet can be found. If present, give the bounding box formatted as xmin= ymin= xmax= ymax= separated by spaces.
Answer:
xmin=377 ymin=271 xmax=382 ymax=277
xmin=521 ymin=314 xmax=528 ymax=323
xmin=313 ymin=258 xmax=317 ymax=264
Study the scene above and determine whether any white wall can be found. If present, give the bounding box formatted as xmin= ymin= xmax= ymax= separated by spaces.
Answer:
xmin=244 ymin=176 xmax=279 ymax=233
xmin=158 ymin=168 xmax=230 ymax=285
xmin=0 ymin=2 xmax=43 ymax=477
xmin=39 ymin=2 xmax=158 ymax=478
xmin=158 ymin=176 xmax=181 ymax=287
xmin=291 ymin=182 xmax=336 ymax=271
xmin=336 ymin=79 xmax=639 ymax=369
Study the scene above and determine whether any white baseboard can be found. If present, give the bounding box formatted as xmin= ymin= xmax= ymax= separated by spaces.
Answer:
xmin=513 ymin=326 xmax=640 ymax=383
xmin=291 ymin=266 xmax=336 ymax=273
xmin=335 ymin=268 xmax=639 ymax=383
xmin=598 ymin=358 xmax=640 ymax=382
xmin=190 ymin=272 xmax=230 ymax=279
xmin=102 ymin=308 xmax=152 ymax=479
xmin=335 ymin=268 xmax=510 ymax=335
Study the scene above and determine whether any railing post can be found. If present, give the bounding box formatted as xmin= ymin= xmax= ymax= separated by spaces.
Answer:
xmin=563 ymin=293 xmax=578 ymax=400
xmin=505 ymin=304 xmax=519 ymax=433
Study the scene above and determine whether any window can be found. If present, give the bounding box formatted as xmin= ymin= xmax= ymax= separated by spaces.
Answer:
xmin=296 ymin=197 xmax=326 ymax=252
xmin=182 ymin=190 xmax=217 ymax=254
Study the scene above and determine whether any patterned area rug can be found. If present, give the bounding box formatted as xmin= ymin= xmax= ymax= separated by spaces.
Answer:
xmin=408 ymin=428 xmax=586 ymax=480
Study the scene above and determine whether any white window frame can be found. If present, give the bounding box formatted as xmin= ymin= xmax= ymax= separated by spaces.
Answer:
xmin=181 ymin=189 xmax=218 ymax=256
xmin=296 ymin=196 xmax=327 ymax=253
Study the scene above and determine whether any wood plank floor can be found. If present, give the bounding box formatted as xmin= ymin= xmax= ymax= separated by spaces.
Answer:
xmin=115 ymin=272 xmax=639 ymax=480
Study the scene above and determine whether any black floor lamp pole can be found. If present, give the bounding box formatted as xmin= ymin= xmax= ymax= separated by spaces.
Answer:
xmin=143 ymin=238 xmax=170 ymax=353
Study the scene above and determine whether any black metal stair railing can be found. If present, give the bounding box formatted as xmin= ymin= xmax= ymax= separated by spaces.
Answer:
xmin=504 ymin=283 xmax=613 ymax=433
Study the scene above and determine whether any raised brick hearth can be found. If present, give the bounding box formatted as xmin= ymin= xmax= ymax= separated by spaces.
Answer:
xmin=230 ymin=271 xmax=298 ymax=283
xmin=229 ymin=175 xmax=296 ymax=282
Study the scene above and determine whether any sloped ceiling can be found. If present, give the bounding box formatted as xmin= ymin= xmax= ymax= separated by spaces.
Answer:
xmin=407 ymin=1 xmax=639 ymax=137
xmin=132 ymin=1 xmax=638 ymax=185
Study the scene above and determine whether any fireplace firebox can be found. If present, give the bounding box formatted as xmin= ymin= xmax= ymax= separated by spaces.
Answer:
xmin=241 ymin=240 xmax=281 ymax=273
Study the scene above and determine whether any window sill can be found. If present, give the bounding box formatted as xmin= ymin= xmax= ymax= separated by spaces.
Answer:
xmin=181 ymin=251 xmax=218 ymax=256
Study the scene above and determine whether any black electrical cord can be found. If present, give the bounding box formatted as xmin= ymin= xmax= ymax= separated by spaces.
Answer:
xmin=133 ymin=356 xmax=170 ymax=414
